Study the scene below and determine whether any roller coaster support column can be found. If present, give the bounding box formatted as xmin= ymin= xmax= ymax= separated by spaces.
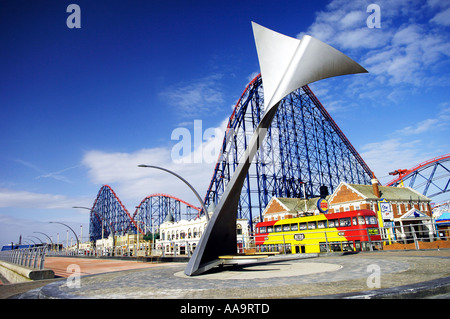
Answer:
xmin=185 ymin=22 xmax=367 ymax=276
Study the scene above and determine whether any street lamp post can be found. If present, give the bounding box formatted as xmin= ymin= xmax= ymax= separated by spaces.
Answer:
xmin=27 ymin=235 xmax=44 ymax=245
xmin=49 ymin=222 xmax=79 ymax=251
xmin=33 ymin=231 xmax=54 ymax=250
xmin=137 ymin=165 xmax=209 ymax=221
xmin=73 ymin=206 xmax=116 ymax=256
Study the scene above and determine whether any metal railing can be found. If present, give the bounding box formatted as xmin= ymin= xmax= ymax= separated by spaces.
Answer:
xmin=248 ymin=222 xmax=448 ymax=254
xmin=35 ymin=222 xmax=449 ymax=258
xmin=0 ymin=246 xmax=47 ymax=270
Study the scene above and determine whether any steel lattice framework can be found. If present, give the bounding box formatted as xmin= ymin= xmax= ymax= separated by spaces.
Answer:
xmin=386 ymin=154 xmax=450 ymax=198
xmin=89 ymin=74 xmax=374 ymax=240
xmin=128 ymin=194 xmax=201 ymax=235
xmin=204 ymin=74 xmax=373 ymax=229
xmin=90 ymin=188 xmax=201 ymax=241
xmin=89 ymin=185 xmax=137 ymax=242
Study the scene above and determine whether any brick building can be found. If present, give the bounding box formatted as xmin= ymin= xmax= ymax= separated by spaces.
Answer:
xmin=327 ymin=180 xmax=432 ymax=218
xmin=259 ymin=179 xmax=435 ymax=242
xmin=327 ymin=179 xmax=434 ymax=241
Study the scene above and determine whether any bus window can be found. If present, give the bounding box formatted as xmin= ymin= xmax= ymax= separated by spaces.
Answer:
xmin=283 ymin=224 xmax=290 ymax=232
xmin=365 ymin=216 xmax=377 ymax=225
xmin=290 ymin=223 xmax=298 ymax=231
xmin=340 ymin=218 xmax=351 ymax=227
xmin=256 ymin=227 xmax=259 ymax=234
xmin=299 ymin=223 xmax=307 ymax=230
xmin=275 ymin=225 xmax=282 ymax=232
xmin=318 ymin=220 xmax=326 ymax=229
xmin=267 ymin=226 xmax=273 ymax=233
xmin=342 ymin=242 xmax=354 ymax=252
xmin=352 ymin=217 xmax=357 ymax=226
xmin=260 ymin=227 xmax=266 ymax=233
xmin=358 ymin=216 xmax=365 ymax=225
xmin=308 ymin=222 xmax=317 ymax=230
xmin=329 ymin=219 xmax=338 ymax=227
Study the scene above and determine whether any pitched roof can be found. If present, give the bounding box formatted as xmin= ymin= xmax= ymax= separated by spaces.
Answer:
xmin=346 ymin=183 xmax=430 ymax=202
xmin=277 ymin=197 xmax=328 ymax=212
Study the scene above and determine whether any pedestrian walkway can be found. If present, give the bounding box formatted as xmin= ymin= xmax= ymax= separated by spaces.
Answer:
xmin=9 ymin=249 xmax=449 ymax=299
xmin=0 ymin=256 xmax=169 ymax=299
xmin=44 ymin=257 xmax=168 ymax=278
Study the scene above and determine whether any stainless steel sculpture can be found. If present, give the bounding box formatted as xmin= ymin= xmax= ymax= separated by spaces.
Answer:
xmin=184 ymin=22 xmax=367 ymax=276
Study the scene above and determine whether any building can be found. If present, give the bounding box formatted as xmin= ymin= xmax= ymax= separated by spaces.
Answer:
xmin=156 ymin=211 xmax=251 ymax=256
xmin=327 ymin=179 xmax=434 ymax=242
xmin=259 ymin=178 xmax=435 ymax=244
xmin=261 ymin=196 xmax=325 ymax=222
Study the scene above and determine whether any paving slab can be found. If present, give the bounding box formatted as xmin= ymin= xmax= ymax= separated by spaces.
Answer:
xmin=14 ymin=249 xmax=449 ymax=299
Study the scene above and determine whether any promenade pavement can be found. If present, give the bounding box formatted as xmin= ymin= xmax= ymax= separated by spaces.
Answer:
xmin=3 ymin=249 xmax=450 ymax=299
xmin=0 ymin=257 xmax=170 ymax=299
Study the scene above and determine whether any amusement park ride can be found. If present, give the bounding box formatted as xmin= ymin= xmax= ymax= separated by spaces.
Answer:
xmin=87 ymin=23 xmax=450 ymax=275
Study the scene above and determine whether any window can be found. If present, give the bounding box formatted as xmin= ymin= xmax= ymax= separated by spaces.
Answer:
xmin=308 ymin=222 xmax=317 ymax=230
xmin=275 ymin=225 xmax=282 ymax=232
xmin=365 ymin=216 xmax=377 ymax=225
xmin=318 ymin=220 xmax=326 ymax=229
xmin=328 ymin=219 xmax=338 ymax=227
xmin=260 ymin=226 xmax=266 ymax=233
xmin=267 ymin=226 xmax=274 ymax=233
xmin=290 ymin=223 xmax=298 ymax=231
xmin=237 ymin=224 xmax=242 ymax=235
xmin=299 ymin=223 xmax=307 ymax=230
xmin=358 ymin=216 xmax=365 ymax=225
xmin=340 ymin=218 xmax=351 ymax=227
xmin=352 ymin=217 xmax=357 ymax=226
xmin=283 ymin=224 xmax=291 ymax=232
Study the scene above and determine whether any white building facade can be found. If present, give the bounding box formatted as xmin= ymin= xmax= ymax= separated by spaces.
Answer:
xmin=156 ymin=213 xmax=251 ymax=256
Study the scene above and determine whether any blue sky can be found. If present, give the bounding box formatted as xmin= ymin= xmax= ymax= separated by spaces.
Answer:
xmin=1 ymin=0 xmax=449 ymax=247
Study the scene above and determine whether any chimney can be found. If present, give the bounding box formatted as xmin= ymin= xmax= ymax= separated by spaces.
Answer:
xmin=371 ymin=173 xmax=381 ymax=198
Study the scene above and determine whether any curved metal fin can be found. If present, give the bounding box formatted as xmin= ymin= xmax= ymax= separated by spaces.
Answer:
xmin=252 ymin=22 xmax=368 ymax=111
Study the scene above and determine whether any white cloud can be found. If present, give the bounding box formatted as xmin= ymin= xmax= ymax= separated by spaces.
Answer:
xmin=360 ymin=103 xmax=450 ymax=184
xmin=397 ymin=118 xmax=440 ymax=135
xmin=360 ymin=138 xmax=427 ymax=183
xmin=160 ymin=74 xmax=224 ymax=118
xmin=430 ymin=7 xmax=450 ymax=26
xmin=0 ymin=189 xmax=88 ymax=209
xmin=398 ymin=105 xmax=450 ymax=136
xmin=303 ymin=0 xmax=450 ymax=88
xmin=81 ymin=118 xmax=228 ymax=207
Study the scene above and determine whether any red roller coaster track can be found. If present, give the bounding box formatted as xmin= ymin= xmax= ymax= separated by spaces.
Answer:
xmin=386 ymin=154 xmax=450 ymax=187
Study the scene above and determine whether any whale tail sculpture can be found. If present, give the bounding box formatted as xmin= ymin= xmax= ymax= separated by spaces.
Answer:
xmin=184 ymin=22 xmax=367 ymax=276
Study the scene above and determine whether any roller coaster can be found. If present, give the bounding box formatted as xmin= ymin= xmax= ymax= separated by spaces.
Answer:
xmin=386 ymin=153 xmax=450 ymax=198
xmin=88 ymin=75 xmax=449 ymax=241
xmin=89 ymin=186 xmax=200 ymax=241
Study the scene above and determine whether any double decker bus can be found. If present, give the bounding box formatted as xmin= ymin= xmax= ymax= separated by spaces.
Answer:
xmin=255 ymin=209 xmax=381 ymax=254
